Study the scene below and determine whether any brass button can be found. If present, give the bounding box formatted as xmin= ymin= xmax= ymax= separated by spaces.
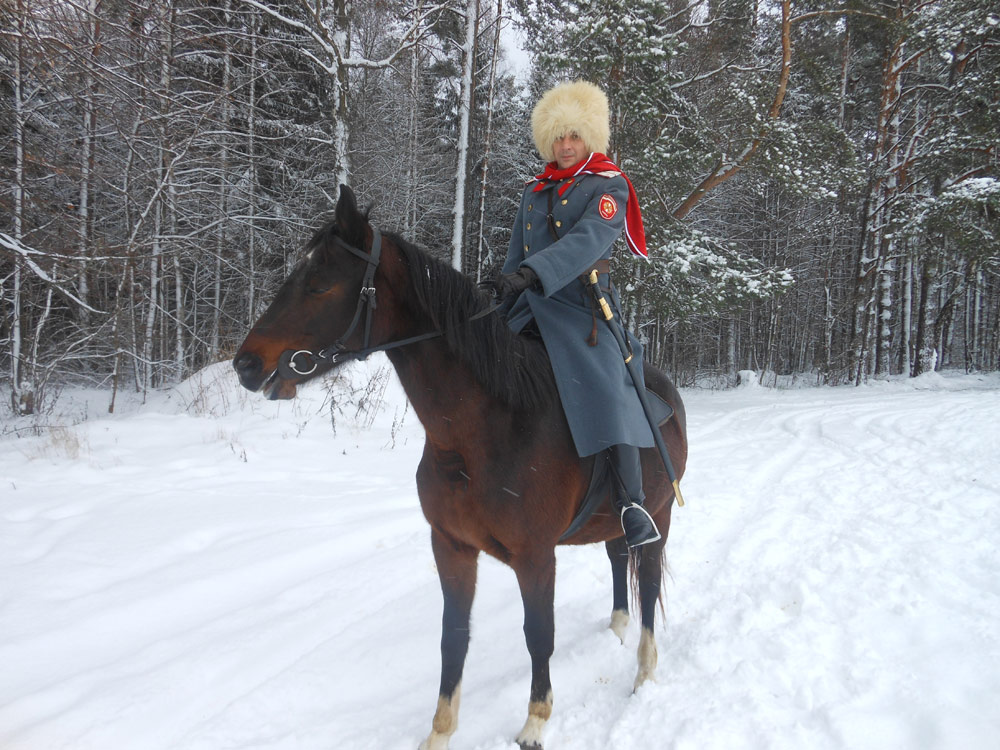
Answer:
xmin=561 ymin=199 xmax=568 ymax=205
xmin=528 ymin=204 xmax=533 ymax=211
xmin=555 ymin=220 xmax=562 ymax=228
xmin=524 ymin=244 xmax=529 ymax=252
xmin=526 ymin=222 xmax=532 ymax=230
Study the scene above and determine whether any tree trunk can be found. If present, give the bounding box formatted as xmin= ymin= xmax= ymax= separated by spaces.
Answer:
xmin=913 ymin=256 xmax=937 ymax=375
xmin=75 ymin=0 xmax=100 ymax=321
xmin=450 ymin=0 xmax=478 ymax=271
xmin=474 ymin=0 xmax=502 ymax=280
xmin=901 ymin=251 xmax=914 ymax=373
xmin=406 ymin=24 xmax=420 ymax=237
xmin=210 ymin=0 xmax=233 ymax=362
xmin=10 ymin=0 xmax=31 ymax=414
xmin=869 ymin=14 xmax=904 ymax=378
xmin=246 ymin=5 xmax=259 ymax=329
xmin=332 ymin=0 xmax=352 ymax=188
xmin=970 ymin=266 xmax=982 ymax=371
xmin=875 ymin=257 xmax=893 ymax=376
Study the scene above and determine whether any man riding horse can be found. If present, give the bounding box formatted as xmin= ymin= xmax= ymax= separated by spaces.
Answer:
xmin=495 ymin=80 xmax=660 ymax=548
xmin=233 ymin=83 xmax=686 ymax=746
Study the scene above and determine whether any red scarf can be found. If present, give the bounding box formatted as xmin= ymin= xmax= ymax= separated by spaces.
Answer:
xmin=531 ymin=152 xmax=648 ymax=259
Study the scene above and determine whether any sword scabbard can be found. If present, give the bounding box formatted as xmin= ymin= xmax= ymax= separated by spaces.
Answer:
xmin=587 ymin=265 xmax=685 ymax=508
xmin=672 ymin=479 xmax=685 ymax=507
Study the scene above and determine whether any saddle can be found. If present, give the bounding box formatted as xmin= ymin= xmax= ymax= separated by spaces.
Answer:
xmin=558 ymin=389 xmax=674 ymax=542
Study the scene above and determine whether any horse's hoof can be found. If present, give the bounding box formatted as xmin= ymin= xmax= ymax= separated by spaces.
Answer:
xmin=515 ymin=694 xmax=551 ymax=750
xmin=609 ymin=609 xmax=629 ymax=644
xmin=632 ymin=626 xmax=658 ymax=692
xmin=418 ymin=735 xmax=450 ymax=750
xmin=633 ymin=666 xmax=655 ymax=693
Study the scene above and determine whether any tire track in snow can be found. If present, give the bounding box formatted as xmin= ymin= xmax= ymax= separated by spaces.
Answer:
xmin=657 ymin=383 xmax=1000 ymax=750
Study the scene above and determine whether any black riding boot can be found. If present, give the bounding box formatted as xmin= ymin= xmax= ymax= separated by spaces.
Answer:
xmin=611 ymin=444 xmax=661 ymax=548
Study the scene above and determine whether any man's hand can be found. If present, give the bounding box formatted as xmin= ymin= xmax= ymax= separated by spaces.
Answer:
xmin=493 ymin=267 xmax=539 ymax=299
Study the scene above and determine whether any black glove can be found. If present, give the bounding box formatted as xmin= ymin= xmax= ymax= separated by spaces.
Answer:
xmin=493 ymin=267 xmax=539 ymax=299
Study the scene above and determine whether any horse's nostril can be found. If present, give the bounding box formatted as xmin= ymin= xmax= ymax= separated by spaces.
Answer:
xmin=233 ymin=352 xmax=261 ymax=378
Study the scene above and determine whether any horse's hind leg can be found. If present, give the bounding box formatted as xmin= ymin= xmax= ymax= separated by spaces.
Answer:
xmin=633 ymin=532 xmax=667 ymax=691
xmin=513 ymin=550 xmax=556 ymax=750
xmin=605 ymin=537 xmax=630 ymax=642
xmin=420 ymin=529 xmax=479 ymax=750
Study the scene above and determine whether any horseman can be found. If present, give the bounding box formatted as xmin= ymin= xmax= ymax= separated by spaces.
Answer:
xmin=494 ymin=80 xmax=660 ymax=548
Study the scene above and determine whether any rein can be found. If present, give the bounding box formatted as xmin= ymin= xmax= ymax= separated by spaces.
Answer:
xmin=277 ymin=226 xmax=495 ymax=379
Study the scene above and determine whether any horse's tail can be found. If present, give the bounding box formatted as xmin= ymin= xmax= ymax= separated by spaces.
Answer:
xmin=629 ymin=543 xmax=668 ymax=617
xmin=627 ymin=362 xmax=681 ymax=619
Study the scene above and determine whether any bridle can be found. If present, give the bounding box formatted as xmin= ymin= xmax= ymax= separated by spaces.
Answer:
xmin=276 ymin=227 xmax=441 ymax=379
xmin=276 ymin=226 xmax=494 ymax=380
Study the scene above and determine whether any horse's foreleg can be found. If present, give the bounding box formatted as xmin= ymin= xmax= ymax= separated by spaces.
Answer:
xmin=420 ymin=529 xmax=479 ymax=750
xmin=605 ymin=537 xmax=630 ymax=643
xmin=513 ymin=551 xmax=556 ymax=750
xmin=633 ymin=535 xmax=667 ymax=691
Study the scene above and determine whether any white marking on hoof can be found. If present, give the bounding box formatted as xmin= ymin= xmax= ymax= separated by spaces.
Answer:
xmin=609 ymin=609 xmax=629 ymax=644
xmin=515 ymin=691 xmax=552 ymax=749
xmin=633 ymin=627 xmax=658 ymax=692
xmin=419 ymin=684 xmax=461 ymax=750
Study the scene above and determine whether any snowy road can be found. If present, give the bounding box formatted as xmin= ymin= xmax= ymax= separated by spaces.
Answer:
xmin=2 ymin=361 xmax=999 ymax=749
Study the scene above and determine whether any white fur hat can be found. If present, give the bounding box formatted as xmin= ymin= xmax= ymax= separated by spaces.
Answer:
xmin=531 ymin=80 xmax=610 ymax=163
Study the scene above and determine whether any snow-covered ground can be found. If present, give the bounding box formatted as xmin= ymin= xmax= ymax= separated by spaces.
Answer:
xmin=2 ymin=360 xmax=999 ymax=750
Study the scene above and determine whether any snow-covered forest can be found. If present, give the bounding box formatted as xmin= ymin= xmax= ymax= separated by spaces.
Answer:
xmin=2 ymin=0 xmax=999 ymax=414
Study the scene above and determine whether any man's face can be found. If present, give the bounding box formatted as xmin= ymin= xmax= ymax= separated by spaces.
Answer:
xmin=552 ymin=132 xmax=588 ymax=169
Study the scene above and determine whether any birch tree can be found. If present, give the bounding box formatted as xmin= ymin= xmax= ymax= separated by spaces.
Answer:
xmin=450 ymin=0 xmax=478 ymax=270
xmin=4 ymin=0 xmax=31 ymax=413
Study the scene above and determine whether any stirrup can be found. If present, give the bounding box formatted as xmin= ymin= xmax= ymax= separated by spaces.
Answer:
xmin=621 ymin=503 xmax=661 ymax=548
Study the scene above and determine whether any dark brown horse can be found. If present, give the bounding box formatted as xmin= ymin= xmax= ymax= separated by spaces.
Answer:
xmin=232 ymin=186 xmax=687 ymax=750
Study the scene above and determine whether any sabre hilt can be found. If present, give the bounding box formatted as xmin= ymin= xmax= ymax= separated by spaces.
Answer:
xmin=588 ymin=270 xmax=615 ymax=322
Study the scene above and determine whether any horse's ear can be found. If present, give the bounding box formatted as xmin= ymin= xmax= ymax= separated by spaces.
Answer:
xmin=335 ymin=184 xmax=366 ymax=247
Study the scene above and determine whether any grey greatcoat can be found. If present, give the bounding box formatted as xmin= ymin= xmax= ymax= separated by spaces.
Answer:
xmin=502 ymin=172 xmax=654 ymax=458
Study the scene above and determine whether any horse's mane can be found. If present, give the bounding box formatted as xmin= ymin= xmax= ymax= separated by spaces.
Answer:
xmin=384 ymin=231 xmax=558 ymax=413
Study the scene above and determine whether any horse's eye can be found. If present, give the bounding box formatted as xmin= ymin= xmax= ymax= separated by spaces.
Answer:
xmin=306 ymin=285 xmax=330 ymax=296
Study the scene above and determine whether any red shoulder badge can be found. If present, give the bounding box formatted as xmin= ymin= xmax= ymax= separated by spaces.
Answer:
xmin=598 ymin=194 xmax=618 ymax=220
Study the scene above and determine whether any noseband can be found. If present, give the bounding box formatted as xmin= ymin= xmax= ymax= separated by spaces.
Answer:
xmin=276 ymin=226 xmax=493 ymax=380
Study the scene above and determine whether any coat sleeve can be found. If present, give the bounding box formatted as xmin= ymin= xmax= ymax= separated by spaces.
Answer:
xmin=520 ymin=176 xmax=628 ymax=296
